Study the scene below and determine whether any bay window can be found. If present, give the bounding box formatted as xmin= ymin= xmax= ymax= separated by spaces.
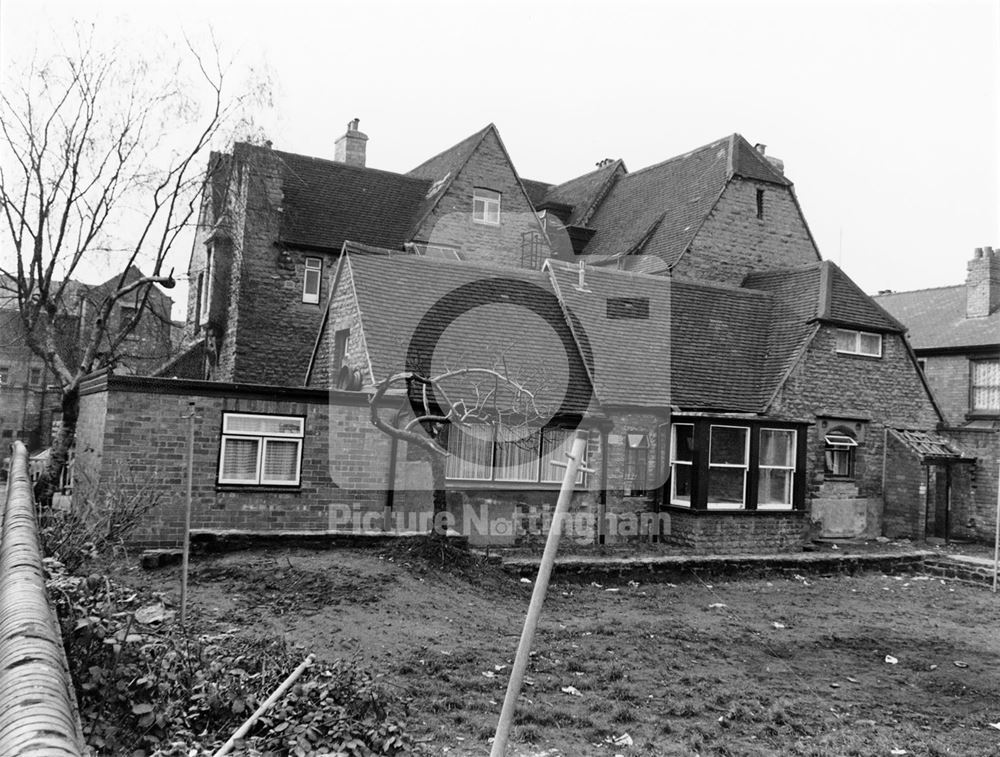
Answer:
xmin=670 ymin=424 xmax=694 ymax=506
xmin=758 ymin=429 xmax=796 ymax=509
xmin=707 ymin=426 xmax=749 ymax=509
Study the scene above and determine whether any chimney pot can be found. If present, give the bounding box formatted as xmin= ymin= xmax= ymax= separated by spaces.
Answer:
xmin=974 ymin=247 xmax=984 ymax=258
xmin=755 ymin=143 xmax=767 ymax=155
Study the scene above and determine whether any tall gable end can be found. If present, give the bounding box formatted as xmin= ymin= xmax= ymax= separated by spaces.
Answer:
xmin=409 ymin=126 xmax=550 ymax=269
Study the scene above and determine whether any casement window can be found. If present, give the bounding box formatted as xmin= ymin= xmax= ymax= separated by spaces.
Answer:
xmin=757 ymin=429 xmax=796 ymax=509
xmin=199 ymin=245 xmax=213 ymax=326
xmin=824 ymin=431 xmax=857 ymax=479
xmin=118 ymin=304 xmax=137 ymax=331
xmin=971 ymin=359 xmax=1000 ymax=413
xmin=332 ymin=329 xmax=350 ymax=376
xmin=29 ymin=367 xmax=42 ymax=386
xmin=445 ymin=424 xmax=587 ymax=485
xmin=473 ymin=188 xmax=501 ymax=225
xmin=707 ymin=425 xmax=749 ymax=509
xmin=835 ymin=329 xmax=882 ymax=357
xmin=624 ymin=433 xmax=649 ymax=495
xmin=670 ymin=423 xmax=694 ymax=506
xmin=302 ymin=257 xmax=322 ymax=304
xmin=218 ymin=413 xmax=304 ymax=486
xmin=0 ymin=366 xmax=8 ymax=386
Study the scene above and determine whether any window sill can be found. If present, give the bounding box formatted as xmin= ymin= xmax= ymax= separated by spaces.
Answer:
xmin=835 ymin=351 xmax=882 ymax=360
xmin=662 ymin=505 xmax=803 ymax=516
xmin=216 ymin=485 xmax=303 ymax=493
xmin=445 ymin=480 xmax=586 ymax=491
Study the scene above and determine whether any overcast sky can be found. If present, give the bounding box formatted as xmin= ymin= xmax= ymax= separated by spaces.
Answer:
xmin=2 ymin=0 xmax=998 ymax=318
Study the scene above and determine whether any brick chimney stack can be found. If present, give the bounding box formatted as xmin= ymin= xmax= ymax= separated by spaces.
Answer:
xmin=966 ymin=246 xmax=1000 ymax=318
xmin=334 ymin=118 xmax=368 ymax=167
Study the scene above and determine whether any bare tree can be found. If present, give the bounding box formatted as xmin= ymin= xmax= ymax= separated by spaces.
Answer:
xmin=0 ymin=26 xmax=268 ymax=502
xmin=370 ymin=363 xmax=546 ymax=538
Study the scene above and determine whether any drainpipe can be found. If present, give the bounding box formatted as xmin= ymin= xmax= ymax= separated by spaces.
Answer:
xmin=598 ymin=428 xmax=608 ymax=545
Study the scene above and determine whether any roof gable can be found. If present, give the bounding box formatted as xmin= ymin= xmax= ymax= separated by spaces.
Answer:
xmin=821 ymin=262 xmax=906 ymax=332
xmin=327 ymin=251 xmax=594 ymax=416
xmin=538 ymin=160 xmax=626 ymax=226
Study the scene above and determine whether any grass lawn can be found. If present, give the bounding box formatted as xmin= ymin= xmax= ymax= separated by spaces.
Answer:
xmin=123 ymin=547 xmax=1000 ymax=756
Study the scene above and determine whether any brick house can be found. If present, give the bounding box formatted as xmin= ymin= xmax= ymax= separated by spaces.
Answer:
xmin=73 ymin=124 xmax=945 ymax=550
xmin=0 ymin=268 xmax=172 ymax=451
xmin=876 ymin=247 xmax=999 ymax=542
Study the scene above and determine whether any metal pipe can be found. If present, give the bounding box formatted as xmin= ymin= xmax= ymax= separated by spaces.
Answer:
xmin=993 ymin=461 xmax=1000 ymax=593
xmin=490 ymin=432 xmax=588 ymax=757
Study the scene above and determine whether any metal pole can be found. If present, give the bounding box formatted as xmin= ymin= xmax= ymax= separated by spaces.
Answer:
xmin=490 ymin=432 xmax=588 ymax=757
xmin=993 ymin=460 xmax=1000 ymax=593
xmin=180 ymin=402 xmax=196 ymax=626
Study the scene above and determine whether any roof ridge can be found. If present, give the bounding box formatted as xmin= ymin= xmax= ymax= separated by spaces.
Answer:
xmin=619 ymin=134 xmax=732 ymax=181
xmin=873 ymin=283 xmax=965 ymax=297
xmin=406 ymin=123 xmax=493 ymax=175
xmin=271 ymin=148 xmax=431 ymax=185
xmin=729 ymin=133 xmax=790 ymax=185
xmin=348 ymin=248 xmax=550 ymax=279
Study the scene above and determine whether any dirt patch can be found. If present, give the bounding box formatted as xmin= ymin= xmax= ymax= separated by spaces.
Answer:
xmin=119 ymin=548 xmax=1000 ymax=756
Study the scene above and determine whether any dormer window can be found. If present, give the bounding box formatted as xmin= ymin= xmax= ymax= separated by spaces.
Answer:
xmin=473 ymin=188 xmax=501 ymax=225
xmin=302 ymin=257 xmax=322 ymax=304
xmin=835 ymin=329 xmax=882 ymax=357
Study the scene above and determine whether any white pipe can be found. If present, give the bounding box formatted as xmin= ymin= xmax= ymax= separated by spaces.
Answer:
xmin=213 ymin=653 xmax=316 ymax=756
xmin=490 ymin=432 xmax=587 ymax=757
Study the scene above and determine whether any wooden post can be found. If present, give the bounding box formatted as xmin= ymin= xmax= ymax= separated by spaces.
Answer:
xmin=490 ymin=432 xmax=588 ymax=757
xmin=180 ymin=402 xmax=196 ymax=627
xmin=993 ymin=460 xmax=1000 ymax=593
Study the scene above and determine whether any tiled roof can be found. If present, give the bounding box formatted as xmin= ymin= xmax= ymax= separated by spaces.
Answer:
xmin=875 ymin=285 xmax=1000 ymax=350
xmin=340 ymin=251 xmax=595 ymax=417
xmin=823 ymin=262 xmax=905 ymax=332
xmin=520 ymin=179 xmax=553 ymax=208
xmin=545 ymin=262 xmax=673 ymax=408
xmin=889 ymin=428 xmax=974 ymax=461
xmin=538 ymin=160 xmax=625 ymax=226
xmin=581 ymin=134 xmax=791 ymax=269
xmin=547 ymin=262 xmax=771 ymax=411
xmin=269 ymin=147 xmax=431 ymax=251
xmin=742 ymin=265 xmax=824 ymax=404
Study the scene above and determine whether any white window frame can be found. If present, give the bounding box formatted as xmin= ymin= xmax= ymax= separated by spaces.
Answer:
xmin=218 ymin=413 xmax=304 ymax=486
xmin=302 ymin=257 xmax=322 ymax=304
xmin=824 ymin=433 xmax=857 ymax=479
xmin=757 ymin=428 xmax=796 ymax=511
xmin=445 ymin=424 xmax=587 ymax=486
xmin=624 ymin=433 xmax=650 ymax=495
xmin=835 ymin=328 xmax=882 ymax=357
xmin=669 ymin=423 xmax=694 ymax=507
xmin=473 ymin=188 xmax=501 ymax=226
xmin=707 ymin=425 xmax=749 ymax=510
xmin=971 ymin=358 xmax=1000 ymax=413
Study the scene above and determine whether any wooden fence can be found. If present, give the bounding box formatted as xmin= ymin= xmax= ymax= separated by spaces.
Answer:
xmin=0 ymin=440 xmax=84 ymax=755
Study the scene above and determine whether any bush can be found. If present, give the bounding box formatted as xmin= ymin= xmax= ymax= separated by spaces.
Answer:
xmin=40 ymin=467 xmax=162 ymax=572
xmin=48 ymin=560 xmax=411 ymax=756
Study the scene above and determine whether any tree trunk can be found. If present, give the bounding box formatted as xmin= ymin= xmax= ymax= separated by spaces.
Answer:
xmin=36 ymin=386 xmax=78 ymax=508
xmin=429 ymin=452 xmax=448 ymax=539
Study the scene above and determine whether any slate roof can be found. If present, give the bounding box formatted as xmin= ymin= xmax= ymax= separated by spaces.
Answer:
xmin=331 ymin=251 xmax=596 ymax=417
xmin=273 ymin=147 xmax=431 ymax=251
xmin=875 ymin=285 xmax=1000 ymax=350
xmin=536 ymin=160 xmax=625 ymax=226
xmin=578 ymin=134 xmax=792 ymax=269
xmin=520 ymin=179 xmax=554 ymax=208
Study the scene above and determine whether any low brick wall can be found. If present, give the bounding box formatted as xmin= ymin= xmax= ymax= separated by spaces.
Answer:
xmin=662 ymin=508 xmax=807 ymax=554
xmin=922 ymin=556 xmax=1000 ymax=588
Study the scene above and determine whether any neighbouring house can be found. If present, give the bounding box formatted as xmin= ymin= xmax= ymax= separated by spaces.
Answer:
xmin=876 ymin=247 xmax=1000 ymax=542
xmin=0 ymin=268 xmax=172 ymax=450
xmin=73 ymin=124 xmax=945 ymax=551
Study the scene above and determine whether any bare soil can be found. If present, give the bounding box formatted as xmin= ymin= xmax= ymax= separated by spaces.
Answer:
xmin=115 ymin=547 xmax=1000 ymax=756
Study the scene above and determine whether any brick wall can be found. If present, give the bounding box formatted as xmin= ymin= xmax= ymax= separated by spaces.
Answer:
xmin=668 ymin=178 xmax=819 ymax=286
xmin=663 ymin=509 xmax=806 ymax=554
xmin=882 ymin=431 xmax=926 ymax=538
xmin=74 ymin=374 xmax=395 ymax=547
xmin=412 ymin=129 xmax=551 ymax=270
xmin=921 ymin=355 xmax=970 ymax=427
xmin=308 ymin=259 xmax=370 ymax=388
xmin=945 ymin=427 xmax=999 ymax=543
